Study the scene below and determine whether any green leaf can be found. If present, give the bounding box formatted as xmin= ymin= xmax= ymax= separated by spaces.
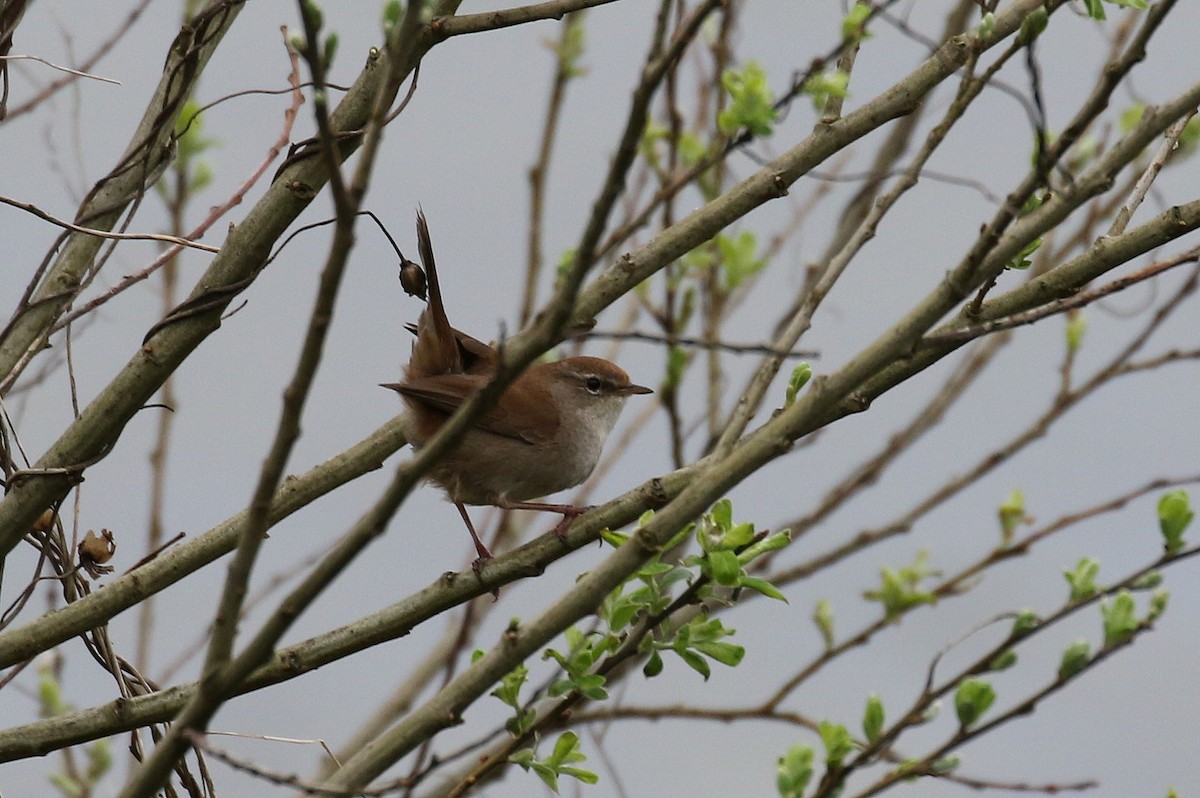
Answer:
xmin=554 ymin=247 xmax=577 ymax=282
xmin=302 ymin=0 xmax=323 ymax=33
xmin=785 ymin=364 xmax=812 ymax=408
xmin=1018 ymin=7 xmax=1048 ymax=44
xmin=1064 ymin=557 xmax=1101 ymax=601
xmin=1058 ymin=639 xmax=1091 ymax=680
xmin=1177 ymin=116 xmax=1200 ymax=158
xmin=490 ymin=663 xmax=528 ymax=708
xmin=548 ymin=731 xmax=581 ymax=766
xmin=813 ymin=599 xmax=835 ymax=648
xmin=85 ymin=738 xmax=112 ymax=782
xmin=864 ymin=551 xmax=938 ymax=619
xmin=322 ymin=31 xmax=338 ymax=69
xmin=687 ymin=617 xmax=734 ymax=645
xmin=48 ymin=773 xmax=84 ymax=798
xmin=738 ymin=529 xmax=792 ymax=564
xmin=739 ymin=575 xmax=788 ymax=602
xmin=37 ymin=666 xmax=66 ymax=717
xmin=1101 ymin=590 xmax=1139 ymax=647
xmin=863 ymin=693 xmax=885 ymax=743
xmin=509 ymin=748 xmax=534 ymax=767
xmin=607 ymin=597 xmax=639 ymax=632
xmin=1120 ymin=104 xmax=1146 ymax=134
xmin=601 ymin=528 xmax=629 ymax=547
xmin=708 ymin=549 xmax=742 ymax=586
xmin=638 ymin=121 xmax=668 ymax=166
xmin=716 ymin=230 xmax=767 ymax=290
xmin=1012 ymin=609 xmax=1040 ymax=637
xmin=1006 ymin=235 xmax=1043 ymax=270
xmin=1158 ymin=490 xmax=1193 ymax=554
xmin=1065 ymin=313 xmax=1088 ymax=354
xmin=954 ymin=678 xmax=996 ymax=728
xmin=1020 ymin=193 xmax=1045 ymax=215
xmin=978 ymin=12 xmax=996 ymax=40
xmin=533 ymin=762 xmax=560 ymax=793
xmin=663 ymin=345 xmax=687 ymax=392
xmin=694 ymin=640 xmax=745 ymax=667
xmin=643 ymin=651 xmax=664 ymax=678
xmin=678 ymin=130 xmax=708 ymax=166
xmin=819 ymin=720 xmax=854 ymax=767
xmin=564 ymin=625 xmax=584 ymax=652
xmin=574 ymin=673 xmax=609 ymax=701
xmin=381 ymin=0 xmax=401 ymax=32
xmin=711 ymin=498 xmax=733 ymax=531
xmin=997 ymin=489 xmax=1026 ymax=545
xmin=505 ymin=708 xmax=536 ymax=736
xmin=777 ymin=744 xmax=815 ymax=798
xmin=931 ymin=755 xmax=961 ymax=775
xmin=676 ymin=648 xmax=711 ymax=680
xmin=841 ymin=2 xmax=872 ymax=41
xmin=190 ymin=162 xmax=213 ymax=194
xmin=988 ymin=650 xmax=1018 ymax=672
xmin=1131 ymin=570 xmax=1163 ymax=591
xmin=173 ymin=100 xmax=217 ymax=162
xmin=558 ymin=766 xmax=599 ymax=785
xmin=803 ymin=69 xmax=850 ymax=111
xmin=1149 ymin=588 xmax=1169 ymax=621
xmin=509 ymin=732 xmax=597 ymax=794
xmin=557 ymin=14 xmax=587 ymax=78
xmin=718 ymin=61 xmax=777 ymax=136
xmin=725 ymin=521 xmax=756 ymax=549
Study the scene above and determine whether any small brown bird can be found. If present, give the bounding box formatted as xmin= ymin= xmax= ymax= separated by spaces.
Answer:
xmin=383 ymin=211 xmax=652 ymax=565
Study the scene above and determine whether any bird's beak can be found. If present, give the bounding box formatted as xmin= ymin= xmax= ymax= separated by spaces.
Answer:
xmin=624 ymin=383 xmax=653 ymax=396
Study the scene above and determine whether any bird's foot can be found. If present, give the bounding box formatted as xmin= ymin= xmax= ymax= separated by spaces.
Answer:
xmin=552 ymin=505 xmax=593 ymax=544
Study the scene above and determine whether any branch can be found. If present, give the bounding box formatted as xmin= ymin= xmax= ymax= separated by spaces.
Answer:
xmin=0 ymin=457 xmax=697 ymax=762
xmin=0 ymin=0 xmax=244 ymax=390
xmin=430 ymin=0 xmax=620 ymax=38
xmin=926 ymin=247 xmax=1200 ymax=345
xmin=0 ymin=4 xmax=423 ymax=558
xmin=49 ymin=33 xmax=306 ymax=334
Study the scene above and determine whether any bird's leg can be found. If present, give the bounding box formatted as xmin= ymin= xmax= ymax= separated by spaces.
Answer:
xmin=498 ymin=499 xmax=592 ymax=543
xmin=455 ymin=502 xmax=493 ymax=575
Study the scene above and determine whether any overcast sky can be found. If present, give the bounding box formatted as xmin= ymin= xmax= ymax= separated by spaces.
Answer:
xmin=3 ymin=1 xmax=1200 ymax=796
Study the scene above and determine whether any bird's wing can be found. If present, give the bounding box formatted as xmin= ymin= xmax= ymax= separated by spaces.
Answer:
xmin=389 ymin=373 xmax=558 ymax=445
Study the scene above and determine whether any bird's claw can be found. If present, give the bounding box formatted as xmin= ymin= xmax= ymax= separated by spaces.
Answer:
xmin=553 ymin=505 xmax=594 ymax=544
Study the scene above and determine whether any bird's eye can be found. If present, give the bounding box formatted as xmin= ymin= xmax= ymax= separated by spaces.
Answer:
xmin=585 ymin=377 xmax=603 ymax=394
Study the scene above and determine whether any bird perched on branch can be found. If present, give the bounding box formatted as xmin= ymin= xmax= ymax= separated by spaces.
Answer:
xmin=383 ymin=211 xmax=651 ymax=567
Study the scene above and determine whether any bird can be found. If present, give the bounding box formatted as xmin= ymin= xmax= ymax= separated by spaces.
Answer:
xmin=382 ymin=211 xmax=652 ymax=566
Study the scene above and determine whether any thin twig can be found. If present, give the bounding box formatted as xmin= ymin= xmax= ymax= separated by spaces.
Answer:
xmin=0 ymin=194 xmax=219 ymax=252
xmin=580 ymin=329 xmax=817 ymax=358
xmin=925 ymin=248 xmax=1200 ymax=345
xmin=0 ymin=53 xmax=120 ymax=84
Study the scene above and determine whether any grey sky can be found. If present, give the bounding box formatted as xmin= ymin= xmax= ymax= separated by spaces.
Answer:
xmin=2 ymin=1 xmax=1199 ymax=796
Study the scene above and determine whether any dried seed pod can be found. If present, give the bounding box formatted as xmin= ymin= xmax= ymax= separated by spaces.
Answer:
xmin=399 ymin=255 xmax=427 ymax=300
xmin=79 ymin=529 xmax=117 ymax=577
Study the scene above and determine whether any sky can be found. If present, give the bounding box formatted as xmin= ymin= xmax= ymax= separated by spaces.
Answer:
xmin=2 ymin=1 xmax=1200 ymax=796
